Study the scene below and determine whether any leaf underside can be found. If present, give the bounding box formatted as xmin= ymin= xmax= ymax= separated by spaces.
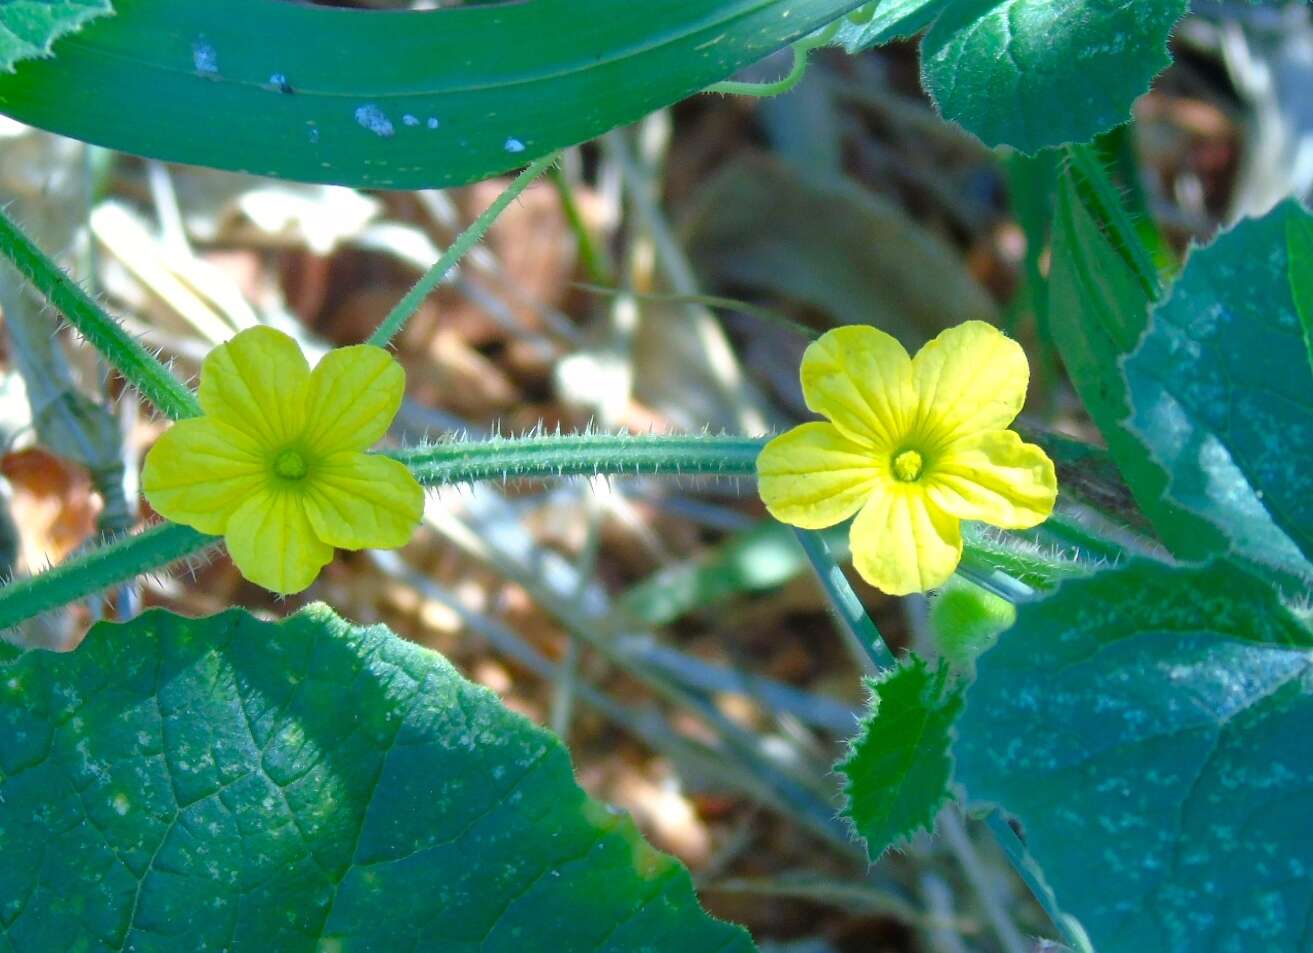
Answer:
xmin=1124 ymin=199 xmax=1313 ymax=582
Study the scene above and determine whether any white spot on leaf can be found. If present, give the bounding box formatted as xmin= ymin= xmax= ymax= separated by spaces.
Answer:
xmin=354 ymin=104 xmax=395 ymax=138
xmin=192 ymin=39 xmax=219 ymax=75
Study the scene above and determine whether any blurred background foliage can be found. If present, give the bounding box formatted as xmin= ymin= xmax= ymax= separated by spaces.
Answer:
xmin=0 ymin=1 xmax=1309 ymax=949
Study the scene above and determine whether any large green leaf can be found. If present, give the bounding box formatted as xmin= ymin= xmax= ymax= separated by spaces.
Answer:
xmin=1285 ymin=208 xmax=1313 ymax=378
xmin=1124 ymin=200 xmax=1313 ymax=581
xmin=0 ymin=0 xmax=109 ymax=72
xmin=0 ymin=606 xmax=753 ymax=952
xmin=837 ymin=654 xmax=962 ymax=860
xmin=1047 ymin=163 xmax=1213 ymax=558
xmin=908 ymin=0 xmax=1185 ymax=153
xmin=956 ymin=559 xmax=1313 ymax=952
xmin=0 ymin=0 xmax=865 ymax=190
xmin=835 ymin=0 xmax=952 ymax=47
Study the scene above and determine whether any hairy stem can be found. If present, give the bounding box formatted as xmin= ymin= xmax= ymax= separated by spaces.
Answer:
xmin=0 ymin=523 xmax=218 ymax=630
xmin=958 ymin=523 xmax=1090 ymax=598
xmin=0 ymin=205 xmax=202 ymax=421
xmin=704 ymin=20 xmax=842 ymax=97
xmin=367 ymin=153 xmax=561 ymax=348
xmin=0 ymin=433 xmax=763 ymax=630
xmin=2 ymin=430 xmax=1103 ymax=640
xmin=390 ymin=432 xmax=764 ymax=485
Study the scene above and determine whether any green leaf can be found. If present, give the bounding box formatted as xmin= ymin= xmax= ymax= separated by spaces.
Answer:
xmin=0 ymin=0 xmax=865 ymax=189
xmin=0 ymin=0 xmax=110 ymax=72
xmin=1124 ymin=200 xmax=1313 ymax=581
xmin=837 ymin=655 xmax=963 ymax=860
xmin=921 ymin=0 xmax=1187 ymax=153
xmin=1047 ymin=162 xmax=1214 ymax=559
xmin=1285 ymin=207 xmax=1313 ymax=378
xmin=835 ymin=0 xmax=953 ymax=49
xmin=955 ymin=559 xmax=1313 ymax=952
xmin=0 ymin=606 xmax=753 ymax=952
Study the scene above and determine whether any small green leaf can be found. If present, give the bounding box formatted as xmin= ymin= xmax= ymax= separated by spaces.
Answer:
xmin=921 ymin=0 xmax=1187 ymax=153
xmin=837 ymin=654 xmax=963 ymax=859
xmin=0 ymin=606 xmax=753 ymax=952
xmin=956 ymin=559 xmax=1313 ymax=951
xmin=0 ymin=0 xmax=110 ymax=72
xmin=1047 ymin=163 xmax=1214 ymax=559
xmin=1124 ymin=200 xmax=1313 ymax=581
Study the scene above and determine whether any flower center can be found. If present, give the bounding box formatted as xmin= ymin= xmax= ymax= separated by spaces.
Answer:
xmin=273 ymin=448 xmax=309 ymax=480
xmin=892 ymin=449 xmax=924 ymax=483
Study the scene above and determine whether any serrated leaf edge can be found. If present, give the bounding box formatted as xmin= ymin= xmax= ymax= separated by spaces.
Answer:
xmin=836 ymin=654 xmax=964 ymax=862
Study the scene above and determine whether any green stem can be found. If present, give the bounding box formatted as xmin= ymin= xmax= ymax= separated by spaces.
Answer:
xmin=390 ymin=433 xmax=763 ymax=485
xmin=0 ymin=204 xmax=202 ymax=421
xmin=793 ymin=528 xmax=894 ymax=670
xmin=958 ymin=523 xmax=1089 ymax=596
xmin=0 ymin=433 xmax=764 ymax=630
xmin=1036 ymin=508 xmax=1129 ymax=564
xmin=367 ymin=153 xmax=561 ymax=348
xmin=704 ymin=21 xmax=841 ymax=98
xmin=1065 ymin=144 xmax=1161 ymax=303
xmin=549 ymin=164 xmax=614 ymax=286
xmin=0 ymin=523 xmax=217 ymax=630
xmin=791 ymin=527 xmax=1090 ymax=951
xmin=3 ymin=430 xmax=1092 ymax=632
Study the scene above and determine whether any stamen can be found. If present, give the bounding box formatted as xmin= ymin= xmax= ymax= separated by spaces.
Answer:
xmin=892 ymin=450 xmax=924 ymax=483
xmin=273 ymin=449 xmax=308 ymax=480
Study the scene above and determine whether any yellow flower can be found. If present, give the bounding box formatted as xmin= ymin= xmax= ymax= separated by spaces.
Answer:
xmin=757 ymin=321 xmax=1056 ymax=596
xmin=142 ymin=326 xmax=423 ymax=594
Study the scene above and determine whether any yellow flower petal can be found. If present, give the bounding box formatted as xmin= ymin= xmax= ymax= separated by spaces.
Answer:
xmin=225 ymin=488 xmax=333 ymax=594
xmin=850 ymin=487 xmax=962 ymax=595
xmin=800 ymin=326 xmax=916 ymax=450
xmin=141 ymin=418 xmax=265 ymax=534
xmin=757 ymin=422 xmax=883 ymax=529
xmin=302 ymin=345 xmax=406 ymax=456
xmin=302 ymin=452 xmax=423 ymax=550
xmin=198 ymin=326 xmax=309 ymax=449
xmin=912 ymin=321 xmax=1029 ymax=446
xmin=926 ymin=430 xmax=1057 ymax=530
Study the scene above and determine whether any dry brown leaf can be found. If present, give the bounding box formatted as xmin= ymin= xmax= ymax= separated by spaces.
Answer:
xmin=2 ymin=448 xmax=99 ymax=569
